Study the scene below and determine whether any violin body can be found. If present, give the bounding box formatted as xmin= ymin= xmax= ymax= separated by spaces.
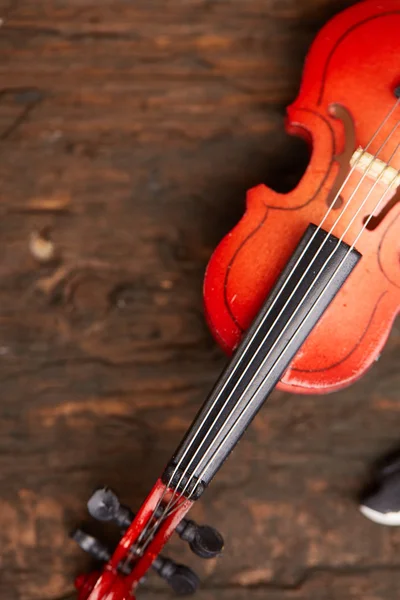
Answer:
xmin=204 ymin=0 xmax=400 ymax=394
xmin=73 ymin=2 xmax=400 ymax=599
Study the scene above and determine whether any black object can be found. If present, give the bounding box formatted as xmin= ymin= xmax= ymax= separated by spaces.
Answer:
xmin=164 ymin=224 xmax=361 ymax=492
xmin=88 ymin=487 xmax=224 ymax=558
xmin=176 ymin=519 xmax=224 ymax=559
xmin=395 ymin=85 xmax=400 ymax=99
xmin=87 ymin=487 xmax=134 ymax=530
xmin=71 ymin=529 xmax=131 ymax=575
xmin=71 ymin=529 xmax=112 ymax=563
xmin=360 ymin=453 xmax=400 ymax=526
xmin=152 ymin=556 xmax=200 ymax=596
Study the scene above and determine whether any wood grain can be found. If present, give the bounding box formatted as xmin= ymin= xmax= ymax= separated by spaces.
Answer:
xmin=0 ymin=0 xmax=399 ymax=598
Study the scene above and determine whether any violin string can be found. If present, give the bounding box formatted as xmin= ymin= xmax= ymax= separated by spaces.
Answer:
xmin=134 ymin=105 xmax=400 ymax=554
xmin=155 ymin=155 xmax=400 ymax=540
xmin=137 ymin=196 xmax=400 ymax=557
xmin=160 ymin=99 xmax=400 ymax=493
xmin=136 ymin=114 xmax=400 ymax=546
xmin=134 ymin=99 xmax=400 ymax=553
xmin=161 ymin=103 xmax=399 ymax=490
xmin=158 ymin=120 xmax=400 ymax=507
xmin=133 ymin=100 xmax=400 ymax=551
xmin=186 ymin=161 xmax=400 ymax=502
xmin=157 ymin=140 xmax=400 ymax=516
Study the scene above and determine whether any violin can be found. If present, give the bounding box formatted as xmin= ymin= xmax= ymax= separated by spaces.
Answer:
xmin=72 ymin=1 xmax=400 ymax=597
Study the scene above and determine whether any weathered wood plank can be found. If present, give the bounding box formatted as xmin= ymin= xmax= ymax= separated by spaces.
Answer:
xmin=0 ymin=0 xmax=399 ymax=599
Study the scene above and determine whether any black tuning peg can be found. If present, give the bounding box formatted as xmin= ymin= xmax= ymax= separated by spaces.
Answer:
xmin=176 ymin=520 xmax=224 ymax=559
xmin=87 ymin=487 xmax=134 ymax=530
xmin=71 ymin=529 xmax=112 ymax=562
xmin=71 ymin=529 xmax=129 ymax=575
xmin=152 ymin=556 xmax=200 ymax=596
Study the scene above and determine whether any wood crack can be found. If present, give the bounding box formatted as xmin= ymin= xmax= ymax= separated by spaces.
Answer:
xmin=0 ymin=87 xmax=44 ymax=141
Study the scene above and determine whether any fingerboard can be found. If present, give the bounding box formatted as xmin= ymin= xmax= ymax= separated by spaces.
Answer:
xmin=163 ymin=224 xmax=361 ymax=497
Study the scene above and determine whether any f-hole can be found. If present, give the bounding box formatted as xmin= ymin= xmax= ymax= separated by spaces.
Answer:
xmin=364 ymin=187 xmax=400 ymax=230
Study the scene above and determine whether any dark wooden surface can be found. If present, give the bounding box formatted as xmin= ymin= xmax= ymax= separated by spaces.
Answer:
xmin=0 ymin=1 xmax=399 ymax=599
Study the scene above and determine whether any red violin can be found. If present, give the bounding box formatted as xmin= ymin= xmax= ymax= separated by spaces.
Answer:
xmin=72 ymin=2 xmax=400 ymax=598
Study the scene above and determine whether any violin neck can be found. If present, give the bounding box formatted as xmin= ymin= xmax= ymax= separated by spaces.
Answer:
xmin=163 ymin=224 xmax=361 ymax=497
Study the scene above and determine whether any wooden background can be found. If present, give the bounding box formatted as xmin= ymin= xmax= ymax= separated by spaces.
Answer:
xmin=0 ymin=1 xmax=399 ymax=599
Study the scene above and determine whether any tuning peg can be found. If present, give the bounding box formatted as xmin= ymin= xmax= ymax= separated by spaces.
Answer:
xmin=71 ymin=529 xmax=129 ymax=575
xmin=87 ymin=487 xmax=134 ymax=530
xmin=71 ymin=529 xmax=132 ymax=575
xmin=176 ymin=519 xmax=224 ymax=559
xmin=71 ymin=529 xmax=115 ymax=563
xmin=152 ymin=556 xmax=200 ymax=596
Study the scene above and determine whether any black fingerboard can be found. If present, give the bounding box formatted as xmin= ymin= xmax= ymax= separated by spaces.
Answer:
xmin=163 ymin=224 xmax=361 ymax=497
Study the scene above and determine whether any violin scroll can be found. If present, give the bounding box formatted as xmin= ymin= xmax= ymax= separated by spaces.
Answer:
xmin=72 ymin=487 xmax=224 ymax=598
